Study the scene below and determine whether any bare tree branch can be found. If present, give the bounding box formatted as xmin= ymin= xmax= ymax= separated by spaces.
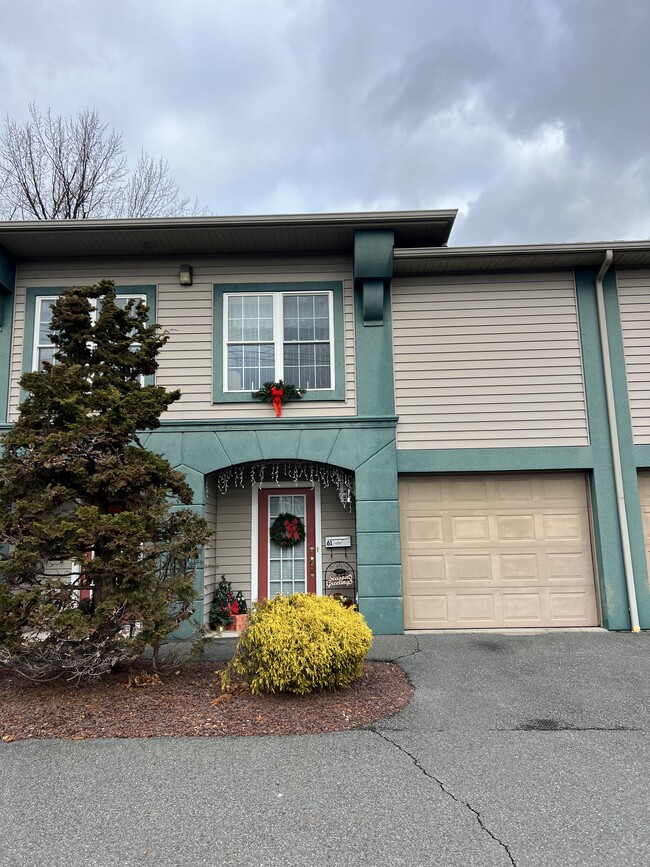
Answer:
xmin=0 ymin=103 xmax=202 ymax=220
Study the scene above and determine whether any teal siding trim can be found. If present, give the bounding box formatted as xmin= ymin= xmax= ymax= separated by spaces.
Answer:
xmin=21 ymin=286 xmax=157 ymax=399
xmin=607 ymin=270 xmax=650 ymax=627
xmin=353 ymin=283 xmax=395 ymax=417
xmin=353 ymin=230 xmax=395 ymax=416
xmin=358 ymin=596 xmax=404 ymax=634
xmin=212 ymin=281 xmax=345 ymax=403
xmin=397 ymin=446 xmax=595 ymax=474
xmin=0 ymin=244 xmax=14 ymax=293
xmin=575 ymin=267 xmax=648 ymax=629
xmin=354 ymin=231 xmax=393 ymax=291
xmin=156 ymin=415 xmax=398 ymax=432
xmin=0 ymin=246 xmax=15 ymax=422
xmin=169 ymin=502 xmax=206 ymax=633
xmin=633 ymin=447 xmax=650 ymax=467
xmin=145 ymin=423 xmax=398 ymax=478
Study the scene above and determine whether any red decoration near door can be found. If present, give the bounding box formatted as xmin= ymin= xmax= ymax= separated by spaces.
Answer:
xmin=283 ymin=517 xmax=300 ymax=540
xmin=271 ymin=385 xmax=284 ymax=416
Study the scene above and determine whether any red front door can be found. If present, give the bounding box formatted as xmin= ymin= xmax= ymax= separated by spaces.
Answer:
xmin=258 ymin=488 xmax=316 ymax=599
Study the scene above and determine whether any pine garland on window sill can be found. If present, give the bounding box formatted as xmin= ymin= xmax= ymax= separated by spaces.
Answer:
xmin=252 ymin=380 xmax=306 ymax=416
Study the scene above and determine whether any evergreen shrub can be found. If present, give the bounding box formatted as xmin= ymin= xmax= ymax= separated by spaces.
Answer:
xmin=230 ymin=593 xmax=372 ymax=695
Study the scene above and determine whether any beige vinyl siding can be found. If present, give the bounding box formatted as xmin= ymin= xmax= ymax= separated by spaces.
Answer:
xmin=320 ymin=485 xmax=357 ymax=590
xmin=8 ymin=285 xmax=24 ymax=419
xmin=392 ymin=272 xmax=589 ymax=449
xmin=203 ymin=477 xmax=218 ymax=623
xmin=44 ymin=560 xmax=76 ymax=580
xmin=9 ymin=256 xmax=356 ymax=421
xmin=618 ymin=270 xmax=650 ymax=444
xmin=212 ymin=482 xmax=252 ymax=614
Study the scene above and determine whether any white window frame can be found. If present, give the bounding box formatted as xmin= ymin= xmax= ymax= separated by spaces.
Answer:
xmin=32 ymin=293 xmax=148 ymax=377
xmin=222 ymin=290 xmax=335 ymax=393
xmin=32 ymin=296 xmax=58 ymax=371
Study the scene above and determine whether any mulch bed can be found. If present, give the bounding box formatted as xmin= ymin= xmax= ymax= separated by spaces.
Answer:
xmin=0 ymin=661 xmax=413 ymax=741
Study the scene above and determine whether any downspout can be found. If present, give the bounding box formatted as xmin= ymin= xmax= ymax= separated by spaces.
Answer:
xmin=594 ymin=250 xmax=641 ymax=631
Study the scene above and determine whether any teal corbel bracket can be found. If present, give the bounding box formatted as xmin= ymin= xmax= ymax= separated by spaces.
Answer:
xmin=361 ymin=280 xmax=385 ymax=326
xmin=354 ymin=230 xmax=394 ymax=326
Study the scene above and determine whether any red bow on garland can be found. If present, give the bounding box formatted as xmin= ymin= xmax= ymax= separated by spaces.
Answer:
xmin=284 ymin=517 xmax=300 ymax=541
xmin=271 ymin=386 xmax=284 ymax=417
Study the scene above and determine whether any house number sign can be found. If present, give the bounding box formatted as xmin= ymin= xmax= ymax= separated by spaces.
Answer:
xmin=325 ymin=536 xmax=351 ymax=548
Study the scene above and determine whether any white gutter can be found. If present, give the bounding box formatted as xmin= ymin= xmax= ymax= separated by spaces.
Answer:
xmin=595 ymin=250 xmax=641 ymax=631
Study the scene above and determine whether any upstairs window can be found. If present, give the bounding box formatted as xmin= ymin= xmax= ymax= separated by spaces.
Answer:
xmin=32 ymin=293 xmax=147 ymax=371
xmin=224 ymin=291 xmax=334 ymax=392
xmin=33 ymin=297 xmax=57 ymax=369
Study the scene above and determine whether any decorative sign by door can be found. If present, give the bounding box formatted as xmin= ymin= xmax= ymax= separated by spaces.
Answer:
xmin=324 ymin=561 xmax=357 ymax=604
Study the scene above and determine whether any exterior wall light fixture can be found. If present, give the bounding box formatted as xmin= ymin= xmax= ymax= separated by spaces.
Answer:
xmin=179 ymin=264 xmax=193 ymax=286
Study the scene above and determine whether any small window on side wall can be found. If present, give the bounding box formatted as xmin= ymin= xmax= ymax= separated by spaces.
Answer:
xmin=32 ymin=293 xmax=147 ymax=374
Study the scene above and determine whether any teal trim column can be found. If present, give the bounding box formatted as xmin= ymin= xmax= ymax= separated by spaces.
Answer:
xmin=172 ymin=481 xmax=207 ymax=635
xmin=354 ymin=437 xmax=403 ymax=633
xmin=607 ymin=269 xmax=650 ymax=627
xmin=0 ymin=244 xmax=15 ymax=423
xmin=575 ymin=267 xmax=649 ymax=629
xmin=140 ymin=430 xmax=208 ymax=632
xmin=350 ymin=229 xmax=403 ymax=631
xmin=353 ymin=230 xmax=395 ymax=417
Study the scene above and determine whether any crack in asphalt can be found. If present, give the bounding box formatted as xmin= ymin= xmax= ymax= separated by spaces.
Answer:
xmin=388 ymin=635 xmax=422 ymax=663
xmin=370 ymin=727 xmax=517 ymax=867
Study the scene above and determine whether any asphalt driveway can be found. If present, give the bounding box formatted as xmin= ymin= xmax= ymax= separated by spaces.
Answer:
xmin=1 ymin=631 xmax=648 ymax=866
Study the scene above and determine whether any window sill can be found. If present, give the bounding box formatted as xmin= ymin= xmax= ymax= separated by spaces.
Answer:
xmin=215 ymin=389 xmax=345 ymax=404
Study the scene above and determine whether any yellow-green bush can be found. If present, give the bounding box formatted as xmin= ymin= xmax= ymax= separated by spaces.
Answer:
xmin=230 ymin=593 xmax=372 ymax=695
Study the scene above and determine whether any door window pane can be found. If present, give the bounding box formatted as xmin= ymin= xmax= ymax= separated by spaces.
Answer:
xmin=267 ymin=494 xmax=306 ymax=596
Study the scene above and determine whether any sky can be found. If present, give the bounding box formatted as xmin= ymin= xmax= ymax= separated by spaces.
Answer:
xmin=1 ymin=0 xmax=649 ymax=246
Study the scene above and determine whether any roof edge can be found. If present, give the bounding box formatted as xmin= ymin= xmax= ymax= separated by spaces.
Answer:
xmin=395 ymin=240 xmax=650 ymax=258
xmin=0 ymin=209 xmax=458 ymax=235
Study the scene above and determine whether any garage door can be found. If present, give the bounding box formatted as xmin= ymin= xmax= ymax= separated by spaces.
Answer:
xmin=400 ymin=473 xmax=599 ymax=629
xmin=637 ymin=471 xmax=650 ymax=573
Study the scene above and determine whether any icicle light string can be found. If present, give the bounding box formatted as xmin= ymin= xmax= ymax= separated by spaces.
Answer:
xmin=215 ymin=461 xmax=354 ymax=508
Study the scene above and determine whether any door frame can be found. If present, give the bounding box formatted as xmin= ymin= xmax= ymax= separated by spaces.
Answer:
xmin=251 ymin=482 xmax=322 ymax=603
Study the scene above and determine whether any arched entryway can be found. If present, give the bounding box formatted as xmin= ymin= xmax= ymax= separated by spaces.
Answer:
xmin=203 ymin=460 xmax=357 ymax=623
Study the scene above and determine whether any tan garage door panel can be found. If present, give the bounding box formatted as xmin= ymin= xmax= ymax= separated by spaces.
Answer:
xmin=400 ymin=473 xmax=599 ymax=629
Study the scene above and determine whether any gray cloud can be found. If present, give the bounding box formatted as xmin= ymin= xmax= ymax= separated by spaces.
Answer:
xmin=0 ymin=0 xmax=648 ymax=243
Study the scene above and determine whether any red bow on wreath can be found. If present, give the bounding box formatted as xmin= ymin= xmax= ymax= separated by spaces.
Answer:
xmin=284 ymin=517 xmax=300 ymax=541
xmin=271 ymin=386 xmax=284 ymax=417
